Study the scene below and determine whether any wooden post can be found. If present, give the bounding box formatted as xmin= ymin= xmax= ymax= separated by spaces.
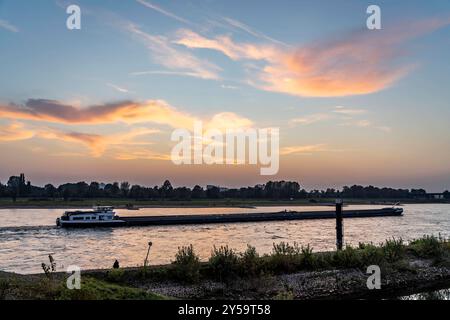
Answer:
xmin=336 ymin=199 xmax=343 ymax=250
xmin=144 ymin=241 xmax=153 ymax=267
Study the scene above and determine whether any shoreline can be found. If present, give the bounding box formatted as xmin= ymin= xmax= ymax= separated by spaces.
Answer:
xmin=0 ymin=199 xmax=448 ymax=210
xmin=1 ymin=265 xmax=449 ymax=300
xmin=1 ymin=236 xmax=449 ymax=300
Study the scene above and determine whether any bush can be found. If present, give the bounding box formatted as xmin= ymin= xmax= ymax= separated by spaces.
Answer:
xmin=272 ymin=242 xmax=301 ymax=256
xmin=173 ymin=245 xmax=201 ymax=283
xmin=332 ymin=246 xmax=362 ymax=269
xmin=0 ymin=279 xmax=10 ymax=299
xmin=359 ymin=243 xmax=385 ymax=266
xmin=209 ymin=245 xmax=239 ymax=280
xmin=299 ymin=245 xmax=316 ymax=270
xmin=267 ymin=242 xmax=302 ymax=273
xmin=382 ymin=238 xmax=405 ymax=262
xmin=409 ymin=235 xmax=446 ymax=260
xmin=239 ymin=245 xmax=260 ymax=277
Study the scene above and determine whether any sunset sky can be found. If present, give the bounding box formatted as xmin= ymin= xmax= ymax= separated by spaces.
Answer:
xmin=1 ymin=0 xmax=450 ymax=191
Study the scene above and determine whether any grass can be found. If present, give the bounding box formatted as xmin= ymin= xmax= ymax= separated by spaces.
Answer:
xmin=57 ymin=277 xmax=167 ymax=300
xmin=0 ymin=274 xmax=168 ymax=300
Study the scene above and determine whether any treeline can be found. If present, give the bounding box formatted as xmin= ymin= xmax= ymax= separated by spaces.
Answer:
xmin=1 ymin=174 xmax=449 ymax=201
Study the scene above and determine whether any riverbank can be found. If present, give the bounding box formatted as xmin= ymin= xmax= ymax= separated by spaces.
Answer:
xmin=0 ymin=198 xmax=447 ymax=209
xmin=1 ymin=235 xmax=448 ymax=300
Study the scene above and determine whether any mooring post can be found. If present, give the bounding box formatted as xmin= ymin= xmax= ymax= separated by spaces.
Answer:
xmin=336 ymin=199 xmax=344 ymax=250
xmin=144 ymin=241 xmax=153 ymax=267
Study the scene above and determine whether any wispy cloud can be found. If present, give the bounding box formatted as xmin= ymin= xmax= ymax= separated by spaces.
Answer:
xmin=38 ymin=129 xmax=107 ymax=157
xmin=333 ymin=106 xmax=367 ymax=116
xmin=340 ymin=119 xmax=391 ymax=132
xmin=174 ymin=29 xmax=280 ymax=61
xmin=290 ymin=113 xmax=331 ymax=126
xmin=0 ymin=122 xmax=34 ymax=141
xmin=280 ymin=144 xmax=328 ymax=156
xmin=128 ymin=24 xmax=221 ymax=80
xmin=220 ymin=84 xmax=239 ymax=90
xmin=0 ymin=19 xmax=19 ymax=33
xmin=1 ymin=121 xmax=161 ymax=158
xmin=289 ymin=106 xmax=390 ymax=133
xmin=136 ymin=0 xmax=192 ymax=25
xmin=114 ymin=149 xmax=171 ymax=161
xmin=130 ymin=70 xmax=208 ymax=78
xmin=107 ymin=83 xmax=131 ymax=93
xmin=222 ymin=17 xmax=288 ymax=47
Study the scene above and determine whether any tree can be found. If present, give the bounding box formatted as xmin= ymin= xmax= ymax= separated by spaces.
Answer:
xmin=120 ymin=182 xmax=130 ymax=197
xmin=161 ymin=180 xmax=173 ymax=199
xmin=129 ymin=185 xmax=143 ymax=199
xmin=191 ymin=185 xmax=205 ymax=199
xmin=206 ymin=186 xmax=220 ymax=199
xmin=62 ymin=188 xmax=70 ymax=201
xmin=88 ymin=182 xmax=100 ymax=198
xmin=443 ymin=190 xmax=450 ymax=199
xmin=44 ymin=184 xmax=57 ymax=199
xmin=7 ymin=175 xmax=25 ymax=202
xmin=110 ymin=182 xmax=120 ymax=197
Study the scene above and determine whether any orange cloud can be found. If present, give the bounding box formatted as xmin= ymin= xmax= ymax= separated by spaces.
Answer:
xmin=0 ymin=122 xmax=34 ymax=141
xmin=0 ymin=98 xmax=257 ymax=160
xmin=0 ymin=99 xmax=197 ymax=128
xmin=175 ymin=17 xmax=450 ymax=97
xmin=37 ymin=127 xmax=159 ymax=157
xmin=174 ymin=29 xmax=280 ymax=61
xmin=38 ymin=130 xmax=107 ymax=157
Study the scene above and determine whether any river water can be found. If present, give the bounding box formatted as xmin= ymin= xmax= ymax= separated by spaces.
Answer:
xmin=0 ymin=204 xmax=448 ymax=274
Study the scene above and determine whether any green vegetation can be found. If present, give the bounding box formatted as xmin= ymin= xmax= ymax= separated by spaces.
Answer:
xmin=409 ymin=234 xmax=448 ymax=261
xmin=2 ymin=173 xmax=449 ymax=207
xmin=58 ymin=277 xmax=166 ymax=300
xmin=138 ymin=235 xmax=449 ymax=283
xmin=0 ymin=235 xmax=448 ymax=300
xmin=184 ymin=235 xmax=449 ymax=281
xmin=172 ymin=245 xmax=201 ymax=283
xmin=0 ymin=274 xmax=168 ymax=300
xmin=209 ymin=245 xmax=240 ymax=280
xmin=106 ymin=268 xmax=126 ymax=283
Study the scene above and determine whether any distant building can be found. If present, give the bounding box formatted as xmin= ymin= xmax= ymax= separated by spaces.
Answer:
xmin=206 ymin=185 xmax=229 ymax=192
xmin=427 ymin=193 xmax=444 ymax=200
xmin=411 ymin=192 xmax=445 ymax=200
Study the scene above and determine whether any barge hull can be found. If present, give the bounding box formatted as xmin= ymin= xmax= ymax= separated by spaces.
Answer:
xmin=120 ymin=208 xmax=403 ymax=227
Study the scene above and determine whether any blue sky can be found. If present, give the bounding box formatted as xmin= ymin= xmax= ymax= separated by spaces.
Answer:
xmin=1 ymin=0 xmax=450 ymax=191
